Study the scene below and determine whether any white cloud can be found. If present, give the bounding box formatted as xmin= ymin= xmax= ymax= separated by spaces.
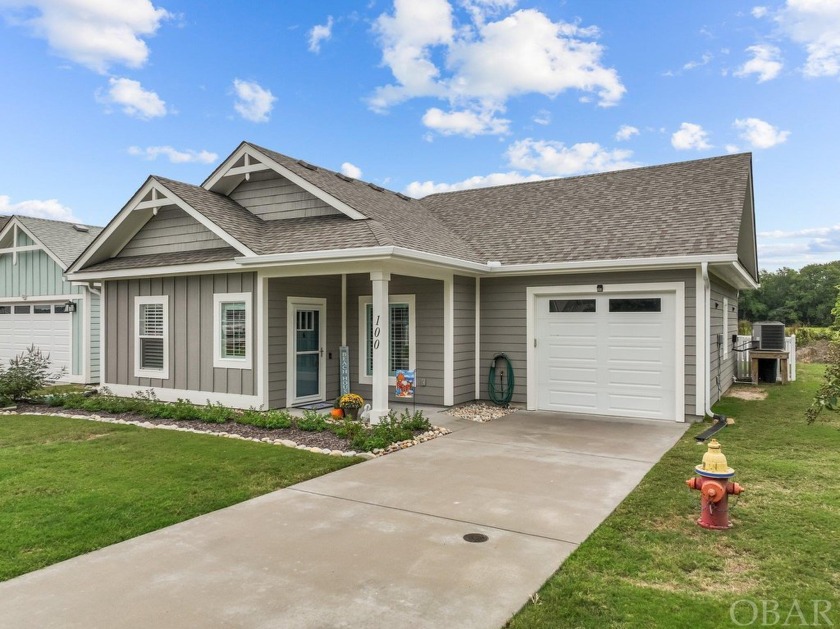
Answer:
xmin=340 ymin=162 xmax=362 ymax=178
xmin=506 ymin=138 xmax=638 ymax=176
xmin=735 ymin=44 xmax=783 ymax=82
xmin=532 ymin=109 xmax=551 ymax=125
xmin=683 ymin=52 xmax=712 ymax=70
xmin=405 ymin=171 xmax=544 ymax=197
xmin=98 ymin=77 xmax=167 ymax=119
xmin=422 ymin=107 xmax=510 ymax=136
xmin=752 ymin=6 xmax=769 ymax=18
xmin=0 ymin=0 xmax=170 ymax=73
xmin=734 ymin=117 xmax=790 ymax=148
xmin=0 ymin=194 xmax=79 ymax=222
xmin=725 ymin=144 xmax=741 ymax=153
xmin=777 ymin=0 xmax=840 ymax=77
xmin=308 ymin=16 xmax=333 ymax=53
xmin=370 ymin=2 xmax=625 ymax=135
xmin=615 ymin=124 xmax=639 ymax=141
xmin=232 ymin=79 xmax=276 ymax=123
xmin=671 ymin=122 xmax=712 ymax=150
xmin=127 ymin=145 xmax=218 ymax=164
xmin=757 ymin=223 xmax=840 ymax=268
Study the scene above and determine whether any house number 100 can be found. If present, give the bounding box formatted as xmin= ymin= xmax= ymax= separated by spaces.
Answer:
xmin=373 ymin=315 xmax=381 ymax=350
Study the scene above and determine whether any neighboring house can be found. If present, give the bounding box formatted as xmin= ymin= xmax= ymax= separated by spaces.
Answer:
xmin=0 ymin=215 xmax=103 ymax=383
xmin=66 ymin=142 xmax=758 ymax=423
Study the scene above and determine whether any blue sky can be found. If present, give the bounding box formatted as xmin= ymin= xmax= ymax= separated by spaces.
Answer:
xmin=1 ymin=0 xmax=839 ymax=270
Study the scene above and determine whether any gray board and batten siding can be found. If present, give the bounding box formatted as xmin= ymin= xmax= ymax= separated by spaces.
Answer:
xmin=453 ymin=275 xmax=476 ymax=405
xmin=709 ymin=276 xmax=738 ymax=404
xmin=229 ymin=170 xmax=343 ymax=221
xmin=117 ymin=207 xmax=228 ymax=258
xmin=478 ymin=269 xmax=699 ymax=419
xmin=104 ymin=273 xmax=257 ymax=395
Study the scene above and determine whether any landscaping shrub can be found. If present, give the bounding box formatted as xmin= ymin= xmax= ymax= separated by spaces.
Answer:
xmin=348 ymin=409 xmax=430 ymax=452
xmin=806 ymin=339 xmax=840 ymax=423
xmin=0 ymin=346 xmax=65 ymax=402
xmin=738 ymin=319 xmax=752 ymax=335
xmin=787 ymin=326 xmax=839 ymax=348
xmin=296 ymin=410 xmax=329 ymax=432
xmin=199 ymin=402 xmax=235 ymax=424
xmin=237 ymin=409 xmax=293 ymax=429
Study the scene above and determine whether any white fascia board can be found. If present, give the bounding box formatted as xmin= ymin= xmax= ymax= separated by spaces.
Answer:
xmin=67 ymin=260 xmax=243 ymax=282
xmin=490 ymin=253 xmax=739 ymax=275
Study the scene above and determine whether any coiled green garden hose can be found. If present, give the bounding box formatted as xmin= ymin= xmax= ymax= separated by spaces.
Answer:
xmin=488 ymin=353 xmax=514 ymax=405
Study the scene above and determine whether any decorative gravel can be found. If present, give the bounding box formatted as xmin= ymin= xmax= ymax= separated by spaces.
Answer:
xmin=7 ymin=405 xmax=450 ymax=459
xmin=446 ymin=402 xmax=518 ymax=423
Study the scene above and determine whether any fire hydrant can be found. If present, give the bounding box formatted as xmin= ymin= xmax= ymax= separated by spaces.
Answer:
xmin=686 ymin=439 xmax=744 ymax=530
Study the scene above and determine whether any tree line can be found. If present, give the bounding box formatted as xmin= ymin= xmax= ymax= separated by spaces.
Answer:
xmin=738 ymin=260 xmax=840 ymax=328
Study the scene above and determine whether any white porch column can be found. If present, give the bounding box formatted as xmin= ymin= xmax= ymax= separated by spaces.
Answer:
xmin=370 ymin=271 xmax=390 ymax=424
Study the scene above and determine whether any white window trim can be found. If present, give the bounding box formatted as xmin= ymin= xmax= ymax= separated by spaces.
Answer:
xmin=358 ymin=294 xmax=416 ymax=386
xmin=723 ymin=297 xmax=729 ymax=359
xmin=134 ymin=295 xmax=169 ymax=380
xmin=213 ymin=292 xmax=253 ymax=369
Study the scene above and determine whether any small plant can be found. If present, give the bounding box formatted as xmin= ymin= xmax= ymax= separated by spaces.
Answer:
xmin=0 ymin=346 xmax=66 ymax=402
xmin=237 ymin=409 xmax=293 ymax=429
xmin=296 ymin=410 xmax=329 ymax=432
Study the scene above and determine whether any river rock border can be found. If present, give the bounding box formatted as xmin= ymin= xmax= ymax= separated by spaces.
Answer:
xmin=2 ymin=411 xmax=450 ymax=460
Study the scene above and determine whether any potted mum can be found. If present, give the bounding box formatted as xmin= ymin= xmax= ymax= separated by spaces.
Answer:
xmin=338 ymin=393 xmax=364 ymax=420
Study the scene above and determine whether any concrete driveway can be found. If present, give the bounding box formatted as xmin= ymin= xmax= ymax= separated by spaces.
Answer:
xmin=0 ymin=411 xmax=687 ymax=628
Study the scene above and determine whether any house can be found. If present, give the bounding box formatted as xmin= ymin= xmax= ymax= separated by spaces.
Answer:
xmin=0 ymin=215 xmax=103 ymax=383
xmin=65 ymin=142 xmax=758 ymax=423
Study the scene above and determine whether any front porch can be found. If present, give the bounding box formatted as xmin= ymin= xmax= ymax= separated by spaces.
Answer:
xmin=260 ymin=268 xmax=477 ymax=422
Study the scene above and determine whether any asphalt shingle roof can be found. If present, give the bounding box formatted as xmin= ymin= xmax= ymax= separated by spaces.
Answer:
xmin=15 ymin=216 xmax=103 ymax=268
xmin=420 ymin=153 xmax=752 ymax=265
xmin=81 ymin=247 xmax=240 ymax=273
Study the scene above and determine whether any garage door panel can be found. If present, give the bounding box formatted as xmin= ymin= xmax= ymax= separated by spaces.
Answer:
xmin=0 ymin=304 xmax=72 ymax=378
xmin=536 ymin=292 xmax=677 ymax=421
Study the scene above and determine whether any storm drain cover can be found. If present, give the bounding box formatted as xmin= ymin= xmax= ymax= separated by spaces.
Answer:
xmin=463 ymin=533 xmax=489 ymax=543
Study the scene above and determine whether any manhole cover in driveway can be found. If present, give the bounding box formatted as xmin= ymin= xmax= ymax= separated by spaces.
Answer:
xmin=463 ymin=533 xmax=489 ymax=543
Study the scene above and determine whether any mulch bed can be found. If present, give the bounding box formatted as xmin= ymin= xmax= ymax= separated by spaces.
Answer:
xmin=15 ymin=404 xmax=352 ymax=451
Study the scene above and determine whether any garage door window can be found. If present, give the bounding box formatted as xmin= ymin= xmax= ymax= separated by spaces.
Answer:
xmin=33 ymin=305 xmax=51 ymax=314
xmin=14 ymin=305 xmax=30 ymax=314
xmin=135 ymin=296 xmax=169 ymax=379
xmin=608 ymin=298 xmax=661 ymax=313
xmin=0 ymin=306 xmax=9 ymax=315
xmin=549 ymin=299 xmax=596 ymax=313
xmin=54 ymin=305 xmax=68 ymax=314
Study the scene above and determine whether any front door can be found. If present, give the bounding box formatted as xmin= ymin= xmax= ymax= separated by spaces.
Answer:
xmin=288 ymin=299 xmax=326 ymax=405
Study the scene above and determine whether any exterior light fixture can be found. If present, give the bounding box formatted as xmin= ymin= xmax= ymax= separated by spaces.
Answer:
xmin=596 ymin=284 xmax=604 ymax=292
xmin=64 ymin=300 xmax=77 ymax=313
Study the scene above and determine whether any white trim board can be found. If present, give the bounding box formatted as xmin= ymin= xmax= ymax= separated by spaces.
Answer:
xmin=102 ymin=383 xmax=262 ymax=409
xmin=525 ymin=282 xmax=686 ymax=422
xmin=133 ymin=295 xmax=170 ymax=380
xmin=212 ymin=292 xmax=253 ymax=370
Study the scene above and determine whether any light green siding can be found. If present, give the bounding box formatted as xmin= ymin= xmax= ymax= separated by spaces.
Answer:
xmin=0 ymin=249 xmax=79 ymax=298
xmin=16 ymin=231 xmax=34 ymax=246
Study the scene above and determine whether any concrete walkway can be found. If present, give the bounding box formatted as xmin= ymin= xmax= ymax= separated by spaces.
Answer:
xmin=0 ymin=411 xmax=687 ymax=628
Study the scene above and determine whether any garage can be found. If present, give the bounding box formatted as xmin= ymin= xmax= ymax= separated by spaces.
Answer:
xmin=0 ymin=303 xmax=72 ymax=376
xmin=533 ymin=289 xmax=681 ymax=421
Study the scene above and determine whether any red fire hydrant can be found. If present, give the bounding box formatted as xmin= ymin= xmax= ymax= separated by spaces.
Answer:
xmin=686 ymin=439 xmax=744 ymax=530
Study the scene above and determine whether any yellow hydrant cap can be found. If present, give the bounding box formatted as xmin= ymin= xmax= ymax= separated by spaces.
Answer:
xmin=698 ymin=439 xmax=734 ymax=475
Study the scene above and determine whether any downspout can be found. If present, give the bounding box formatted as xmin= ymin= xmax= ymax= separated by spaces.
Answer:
xmin=701 ymin=262 xmax=727 ymax=424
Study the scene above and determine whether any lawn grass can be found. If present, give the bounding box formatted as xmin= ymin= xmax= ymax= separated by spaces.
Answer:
xmin=0 ymin=415 xmax=359 ymax=582
xmin=507 ymin=363 xmax=840 ymax=628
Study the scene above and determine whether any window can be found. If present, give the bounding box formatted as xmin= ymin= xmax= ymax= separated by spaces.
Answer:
xmin=54 ymin=305 xmax=68 ymax=314
xmin=359 ymin=295 xmax=415 ymax=383
xmin=213 ymin=293 xmax=252 ymax=369
xmin=14 ymin=305 xmax=30 ymax=314
xmin=134 ymin=296 xmax=169 ymax=379
xmin=33 ymin=305 xmax=52 ymax=314
xmin=609 ymin=298 xmax=661 ymax=313
xmin=0 ymin=306 xmax=9 ymax=315
xmin=549 ymin=299 xmax=596 ymax=313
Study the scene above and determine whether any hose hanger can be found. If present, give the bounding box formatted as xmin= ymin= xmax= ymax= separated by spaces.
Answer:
xmin=488 ymin=353 xmax=514 ymax=406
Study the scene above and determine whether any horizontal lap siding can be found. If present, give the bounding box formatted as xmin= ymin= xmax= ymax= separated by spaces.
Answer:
xmin=230 ymin=171 xmax=341 ymax=220
xmin=453 ymin=275 xmax=476 ymax=404
xmin=347 ymin=274 xmax=445 ymax=406
xmin=104 ymin=273 xmax=257 ymax=395
xmin=710 ymin=277 xmax=738 ymax=403
xmin=117 ymin=207 xmax=228 ymax=257
xmin=267 ymin=276 xmax=342 ymax=409
xmin=479 ymin=269 xmax=697 ymax=418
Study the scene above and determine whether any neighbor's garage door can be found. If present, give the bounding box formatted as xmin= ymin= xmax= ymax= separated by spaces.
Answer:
xmin=0 ymin=303 xmax=72 ymax=376
xmin=535 ymin=293 xmax=676 ymax=421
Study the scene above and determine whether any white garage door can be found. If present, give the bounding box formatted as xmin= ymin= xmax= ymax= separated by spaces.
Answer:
xmin=535 ymin=292 xmax=676 ymax=421
xmin=0 ymin=303 xmax=72 ymax=376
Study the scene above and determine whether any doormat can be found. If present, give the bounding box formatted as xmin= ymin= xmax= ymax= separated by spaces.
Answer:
xmin=295 ymin=401 xmax=334 ymax=410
